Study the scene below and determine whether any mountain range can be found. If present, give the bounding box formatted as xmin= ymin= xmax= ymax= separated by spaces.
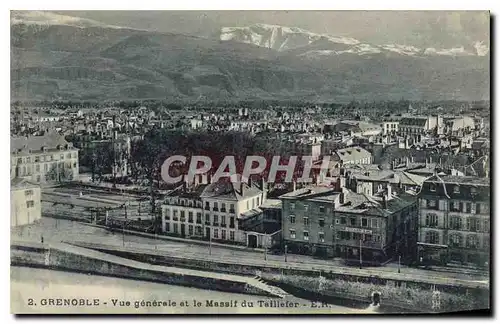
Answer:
xmin=11 ymin=11 xmax=490 ymax=102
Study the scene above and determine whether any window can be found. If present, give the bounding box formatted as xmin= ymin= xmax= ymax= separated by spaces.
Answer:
xmin=196 ymin=213 xmax=202 ymax=224
xmin=303 ymin=204 xmax=309 ymax=211
xmin=205 ymin=202 xmax=210 ymax=210
xmin=335 ymin=218 xmax=340 ymax=225
xmin=319 ymin=206 xmax=325 ymax=213
xmin=319 ymin=218 xmax=325 ymax=227
xmin=425 ymin=231 xmax=439 ymax=244
xmin=221 ymin=203 xmax=226 ymax=212
xmin=289 ymin=229 xmax=296 ymax=239
xmin=230 ymin=231 xmax=235 ymax=241
xmin=471 ymin=187 xmax=477 ymax=195
xmin=60 ymin=154 xmax=64 ymax=160
xmin=340 ymin=217 xmax=347 ymax=225
xmin=427 ymin=199 xmax=437 ymax=208
xmin=26 ymin=157 xmax=31 ymax=163
xmin=188 ymin=212 xmax=193 ymax=223
xmin=230 ymin=204 xmax=235 ymax=213
xmin=449 ymin=201 xmax=461 ymax=212
xmin=165 ymin=222 xmax=170 ymax=232
xmin=230 ymin=217 xmax=235 ymax=228
xmin=173 ymin=223 xmax=179 ymax=234
xmin=361 ymin=218 xmax=368 ymax=227
xmin=213 ymin=214 xmax=219 ymax=226
xmin=319 ymin=232 xmax=325 ymax=243
xmin=180 ymin=211 xmax=186 ymax=222
xmin=24 ymin=190 xmax=33 ymax=196
xmin=465 ymin=203 xmax=471 ymax=213
xmin=213 ymin=202 xmax=218 ymax=211
xmin=483 ymin=219 xmax=490 ymax=233
xmin=290 ymin=215 xmax=296 ymax=224
xmin=430 ymin=184 xmax=437 ymax=192
xmin=221 ymin=215 xmax=226 ymax=227
xmin=26 ymin=200 xmax=34 ymax=208
xmin=188 ymin=225 xmax=194 ymax=236
xmin=205 ymin=214 xmax=210 ymax=225
xmin=173 ymin=210 xmax=179 ymax=221
xmin=252 ymin=199 xmax=255 ymax=209
xmin=449 ymin=217 xmax=462 ymax=230
xmin=44 ymin=164 xmax=48 ymax=172
xmin=303 ymin=231 xmax=309 ymax=241
xmin=303 ymin=217 xmax=309 ymax=226
xmin=256 ymin=197 xmax=260 ymax=206
xmin=371 ymin=218 xmax=379 ymax=228
xmin=221 ymin=229 xmax=226 ymax=240
xmin=466 ymin=235 xmax=479 ymax=248
xmin=425 ymin=213 xmax=438 ymax=227
xmin=290 ymin=202 xmax=295 ymax=210
xmin=483 ymin=238 xmax=489 ymax=249
xmin=476 ymin=203 xmax=481 ymax=214
xmin=467 ymin=218 xmax=480 ymax=232
xmin=350 ymin=218 xmax=356 ymax=226
xmin=449 ymin=234 xmax=462 ymax=247
xmin=453 ymin=185 xmax=460 ymax=194
xmin=214 ymin=229 xmax=219 ymax=238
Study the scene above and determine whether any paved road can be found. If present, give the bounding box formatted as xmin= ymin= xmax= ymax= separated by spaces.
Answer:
xmin=11 ymin=217 xmax=489 ymax=285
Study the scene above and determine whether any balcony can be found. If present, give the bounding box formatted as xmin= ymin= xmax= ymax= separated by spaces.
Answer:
xmin=221 ymin=208 xmax=227 ymax=213
xmin=213 ymin=207 xmax=219 ymax=212
xmin=229 ymin=224 xmax=235 ymax=229
xmin=205 ymin=221 xmax=211 ymax=226
xmin=221 ymin=223 xmax=227 ymax=228
xmin=196 ymin=220 xmax=202 ymax=224
xmin=204 ymin=206 xmax=210 ymax=211
xmin=229 ymin=209 xmax=235 ymax=214
xmin=213 ymin=222 xmax=219 ymax=227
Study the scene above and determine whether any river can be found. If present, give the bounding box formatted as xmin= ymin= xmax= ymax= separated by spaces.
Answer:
xmin=11 ymin=267 xmax=366 ymax=314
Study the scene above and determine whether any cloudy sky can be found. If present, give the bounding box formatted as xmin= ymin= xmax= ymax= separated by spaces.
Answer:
xmin=52 ymin=11 xmax=489 ymax=47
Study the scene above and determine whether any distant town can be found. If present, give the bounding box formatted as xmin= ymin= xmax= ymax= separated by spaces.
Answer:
xmin=10 ymin=99 xmax=490 ymax=271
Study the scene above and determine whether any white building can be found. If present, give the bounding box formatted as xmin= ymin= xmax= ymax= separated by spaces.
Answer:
xmin=11 ymin=178 xmax=41 ymax=227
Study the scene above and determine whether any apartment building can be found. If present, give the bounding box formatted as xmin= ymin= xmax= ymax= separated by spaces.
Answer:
xmin=161 ymin=177 xmax=267 ymax=247
xmin=280 ymin=185 xmax=418 ymax=264
xmin=418 ymin=175 xmax=490 ymax=267
xmin=10 ymin=132 xmax=79 ymax=183
xmin=11 ymin=178 xmax=41 ymax=227
xmin=399 ymin=115 xmax=444 ymax=136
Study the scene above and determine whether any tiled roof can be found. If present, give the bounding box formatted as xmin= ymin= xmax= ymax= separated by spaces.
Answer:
xmin=11 ymin=132 xmax=70 ymax=153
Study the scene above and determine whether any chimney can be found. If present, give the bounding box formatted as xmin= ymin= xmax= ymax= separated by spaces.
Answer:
xmin=339 ymin=192 xmax=345 ymax=205
xmin=293 ymin=181 xmax=297 ymax=192
xmin=261 ymin=178 xmax=267 ymax=202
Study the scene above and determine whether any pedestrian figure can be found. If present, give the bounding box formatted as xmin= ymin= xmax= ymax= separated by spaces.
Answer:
xmin=41 ymin=235 xmax=44 ymax=244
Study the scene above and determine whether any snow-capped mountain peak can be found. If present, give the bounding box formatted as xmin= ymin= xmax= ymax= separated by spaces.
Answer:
xmin=220 ymin=23 xmax=489 ymax=58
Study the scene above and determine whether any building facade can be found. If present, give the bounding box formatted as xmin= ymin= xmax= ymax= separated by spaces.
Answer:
xmin=11 ymin=178 xmax=42 ymax=227
xmin=280 ymin=185 xmax=418 ymax=265
xmin=10 ymin=133 xmax=79 ymax=183
xmin=417 ymin=175 xmax=490 ymax=267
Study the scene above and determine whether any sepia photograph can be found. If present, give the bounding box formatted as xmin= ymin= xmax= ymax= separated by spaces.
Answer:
xmin=8 ymin=8 xmax=491 ymax=315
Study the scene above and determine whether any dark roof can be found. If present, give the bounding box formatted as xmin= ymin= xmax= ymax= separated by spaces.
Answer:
xmin=11 ymin=132 xmax=71 ymax=153
xmin=400 ymin=117 xmax=428 ymax=127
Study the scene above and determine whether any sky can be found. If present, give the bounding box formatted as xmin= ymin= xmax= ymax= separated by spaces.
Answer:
xmin=53 ymin=11 xmax=490 ymax=48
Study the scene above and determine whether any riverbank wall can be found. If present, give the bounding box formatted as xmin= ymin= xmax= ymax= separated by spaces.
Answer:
xmin=10 ymin=241 xmax=282 ymax=298
xmin=69 ymin=241 xmax=488 ymax=295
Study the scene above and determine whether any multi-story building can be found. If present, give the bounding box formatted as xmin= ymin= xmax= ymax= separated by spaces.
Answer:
xmin=330 ymin=146 xmax=373 ymax=167
xmin=11 ymin=178 xmax=41 ymax=227
xmin=417 ymin=175 xmax=490 ymax=267
xmin=280 ymin=185 xmax=419 ymax=265
xmin=381 ymin=121 xmax=399 ymax=135
xmin=161 ymin=177 xmax=269 ymax=247
xmin=399 ymin=115 xmax=444 ymax=136
xmin=10 ymin=132 xmax=79 ymax=183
